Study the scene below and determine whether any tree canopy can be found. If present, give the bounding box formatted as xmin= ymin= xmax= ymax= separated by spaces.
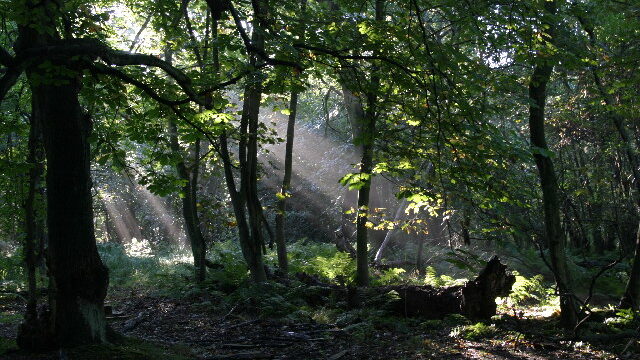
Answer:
xmin=1 ymin=0 xmax=640 ymax=358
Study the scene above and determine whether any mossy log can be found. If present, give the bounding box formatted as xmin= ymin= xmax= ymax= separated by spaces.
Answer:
xmin=293 ymin=256 xmax=515 ymax=320
xmin=383 ymin=256 xmax=515 ymax=319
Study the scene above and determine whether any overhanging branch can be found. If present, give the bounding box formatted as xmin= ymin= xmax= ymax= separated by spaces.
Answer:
xmin=224 ymin=0 xmax=303 ymax=71
xmin=18 ymin=39 xmax=200 ymax=103
xmin=90 ymin=62 xmax=263 ymax=107
xmin=90 ymin=63 xmax=180 ymax=106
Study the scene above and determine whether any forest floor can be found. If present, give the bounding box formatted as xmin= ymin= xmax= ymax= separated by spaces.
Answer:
xmin=1 ymin=286 xmax=637 ymax=360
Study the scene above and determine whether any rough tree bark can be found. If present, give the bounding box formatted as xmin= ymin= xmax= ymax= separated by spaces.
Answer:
xmin=37 ymin=74 xmax=110 ymax=347
xmin=23 ymin=108 xmax=44 ymax=322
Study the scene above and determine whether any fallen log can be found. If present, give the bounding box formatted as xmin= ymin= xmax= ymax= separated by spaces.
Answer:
xmin=291 ymin=255 xmax=515 ymax=320
xmin=383 ymin=256 xmax=515 ymax=319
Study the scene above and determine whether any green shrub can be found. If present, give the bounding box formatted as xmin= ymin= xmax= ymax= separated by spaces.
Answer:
xmin=424 ymin=266 xmax=467 ymax=288
xmin=224 ymin=281 xmax=306 ymax=318
xmin=450 ymin=322 xmax=498 ymax=340
xmin=285 ymin=240 xmax=355 ymax=283
xmin=207 ymin=240 xmax=249 ymax=289
xmin=311 ymin=307 xmax=340 ymax=324
xmin=98 ymin=242 xmax=160 ymax=287
xmin=98 ymin=242 xmax=194 ymax=296
xmin=372 ymin=267 xmax=406 ymax=286
xmin=603 ymin=308 xmax=639 ymax=330
xmin=0 ymin=312 xmax=21 ymax=324
xmin=508 ymin=271 xmax=554 ymax=306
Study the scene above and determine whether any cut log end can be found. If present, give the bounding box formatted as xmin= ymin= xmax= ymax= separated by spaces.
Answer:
xmin=461 ymin=256 xmax=516 ymax=319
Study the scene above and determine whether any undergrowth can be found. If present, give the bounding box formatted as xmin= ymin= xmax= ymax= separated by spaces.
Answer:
xmin=0 ymin=238 xmax=636 ymax=359
xmin=450 ymin=322 xmax=498 ymax=341
xmin=0 ymin=251 xmax=24 ymax=292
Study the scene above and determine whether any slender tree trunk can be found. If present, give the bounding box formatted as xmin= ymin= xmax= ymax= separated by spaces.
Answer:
xmin=341 ymin=85 xmax=365 ymax=142
xmin=219 ymin=0 xmax=270 ymax=282
xmin=274 ymin=0 xmax=307 ymax=272
xmin=206 ymin=7 xmax=265 ymax=282
xmin=577 ymin=15 xmax=640 ymax=309
xmin=165 ymin=49 xmax=207 ymax=283
xmin=594 ymin=79 xmax=640 ymax=305
xmin=593 ymin=69 xmax=640 ymax=308
xmin=416 ymin=235 xmax=426 ymax=276
xmin=240 ymin=78 xmax=268 ymax=282
xmin=219 ymin=132 xmax=260 ymax=276
xmin=529 ymin=64 xmax=578 ymax=329
xmin=528 ymin=2 xmax=578 ymax=328
xmin=173 ymin=142 xmax=207 ymax=283
xmin=622 ymin=224 xmax=640 ymax=308
xmin=374 ymin=199 xmax=407 ymax=263
xmin=461 ymin=212 xmax=471 ymax=246
xmin=274 ymin=91 xmax=297 ymax=272
xmin=355 ymin=151 xmax=373 ymax=287
xmin=355 ymin=0 xmax=384 ymax=287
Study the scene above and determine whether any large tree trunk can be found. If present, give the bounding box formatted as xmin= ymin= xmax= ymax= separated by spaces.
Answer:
xmin=528 ymin=1 xmax=578 ymax=329
xmin=25 ymin=74 xmax=109 ymax=348
xmin=15 ymin=0 xmax=109 ymax=348
xmin=23 ymin=108 xmax=44 ymax=321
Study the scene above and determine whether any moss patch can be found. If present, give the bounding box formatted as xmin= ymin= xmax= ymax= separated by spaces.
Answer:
xmin=0 ymin=311 xmax=22 ymax=324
